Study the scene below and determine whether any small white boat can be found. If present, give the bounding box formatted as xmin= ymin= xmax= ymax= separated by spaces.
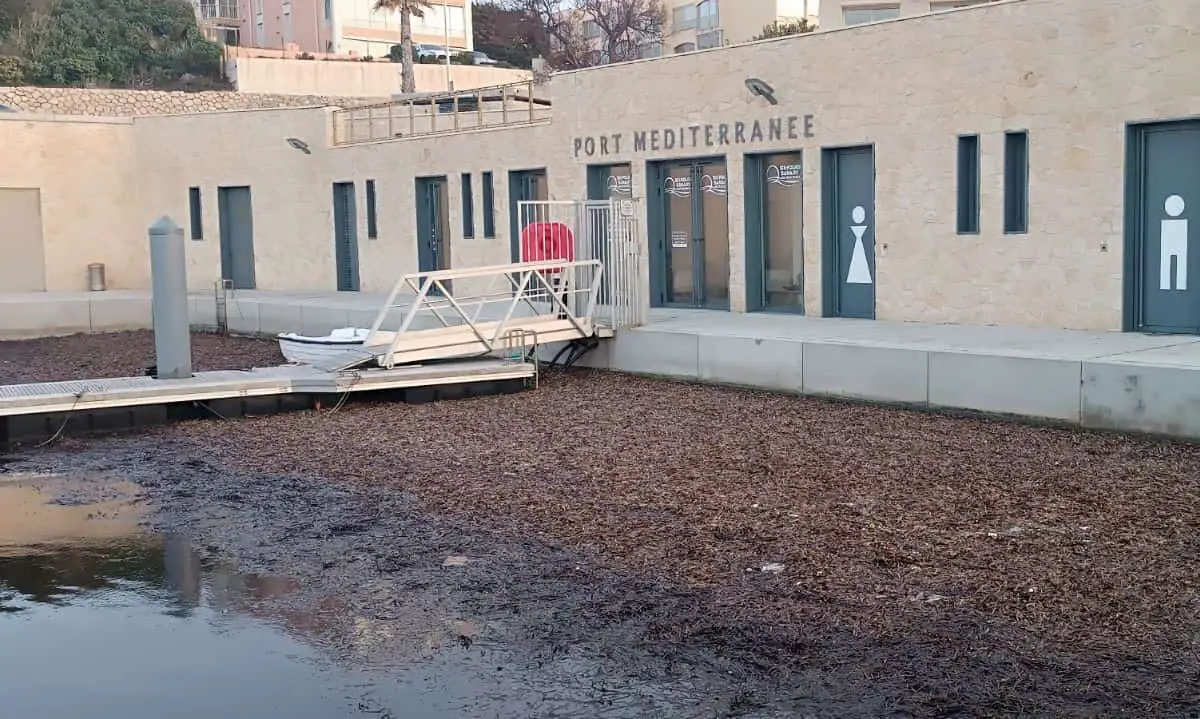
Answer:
xmin=276 ymin=327 xmax=371 ymax=366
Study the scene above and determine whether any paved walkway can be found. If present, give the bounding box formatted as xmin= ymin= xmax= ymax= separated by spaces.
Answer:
xmin=4 ymin=291 xmax=1199 ymax=440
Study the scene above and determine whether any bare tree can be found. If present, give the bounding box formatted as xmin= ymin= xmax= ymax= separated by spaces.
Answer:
xmin=584 ymin=0 xmax=664 ymax=65
xmin=504 ymin=0 xmax=664 ymax=70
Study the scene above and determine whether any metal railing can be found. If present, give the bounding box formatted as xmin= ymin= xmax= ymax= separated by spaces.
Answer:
xmin=331 ymin=79 xmax=551 ymax=146
xmin=362 ymin=259 xmax=605 ymax=368
xmin=517 ymin=199 xmax=645 ymax=331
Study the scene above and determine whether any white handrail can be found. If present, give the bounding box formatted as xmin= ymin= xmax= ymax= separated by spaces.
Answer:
xmin=362 ymin=259 xmax=605 ymax=368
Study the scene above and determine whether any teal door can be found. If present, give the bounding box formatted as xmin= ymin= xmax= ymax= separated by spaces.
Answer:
xmin=332 ymin=182 xmax=360 ymax=292
xmin=1128 ymin=120 xmax=1200 ymax=333
xmin=822 ymin=146 xmax=875 ymax=319
xmin=217 ymin=186 xmax=255 ymax=290
xmin=649 ymin=158 xmax=730 ymax=309
xmin=415 ymin=176 xmax=450 ymax=294
xmin=508 ymin=169 xmax=548 ymax=262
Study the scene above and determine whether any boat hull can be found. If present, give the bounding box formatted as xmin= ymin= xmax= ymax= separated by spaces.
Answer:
xmin=277 ymin=328 xmax=370 ymax=366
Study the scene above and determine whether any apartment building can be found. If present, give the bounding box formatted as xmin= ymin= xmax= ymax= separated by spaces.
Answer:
xmin=821 ymin=0 xmax=998 ymax=30
xmin=333 ymin=0 xmax=474 ymax=57
xmin=662 ymin=0 xmax=819 ymax=54
xmin=202 ymin=0 xmax=473 ymax=57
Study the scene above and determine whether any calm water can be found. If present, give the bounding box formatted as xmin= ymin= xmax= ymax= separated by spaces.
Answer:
xmin=0 ymin=474 xmax=418 ymax=718
xmin=0 ymin=475 xmax=527 ymax=719
xmin=0 ymin=471 xmax=738 ymax=719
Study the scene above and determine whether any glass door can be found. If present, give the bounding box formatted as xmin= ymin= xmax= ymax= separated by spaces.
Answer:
xmin=659 ymin=159 xmax=729 ymax=308
xmin=664 ymin=164 xmax=696 ymax=304
xmin=697 ymin=159 xmax=730 ymax=307
xmin=762 ymin=152 xmax=804 ymax=312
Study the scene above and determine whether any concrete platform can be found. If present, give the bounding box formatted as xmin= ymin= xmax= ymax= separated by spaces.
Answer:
xmin=569 ymin=309 xmax=1200 ymax=441
xmin=8 ymin=290 xmax=1200 ymax=440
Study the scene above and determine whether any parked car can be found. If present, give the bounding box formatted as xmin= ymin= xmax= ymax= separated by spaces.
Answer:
xmin=468 ymin=51 xmax=499 ymax=66
xmin=415 ymin=43 xmax=450 ymax=62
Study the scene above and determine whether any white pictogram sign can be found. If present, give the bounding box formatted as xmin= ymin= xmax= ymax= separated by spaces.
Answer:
xmin=1161 ymin=194 xmax=1188 ymax=291
xmin=846 ymin=205 xmax=872 ymax=285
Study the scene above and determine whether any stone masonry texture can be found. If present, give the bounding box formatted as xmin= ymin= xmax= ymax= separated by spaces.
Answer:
xmin=0 ymin=87 xmax=384 ymax=116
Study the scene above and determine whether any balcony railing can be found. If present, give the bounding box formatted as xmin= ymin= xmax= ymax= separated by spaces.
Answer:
xmin=331 ymin=79 xmax=551 ymax=146
xmin=696 ymin=28 xmax=724 ymax=50
xmin=197 ymin=0 xmax=239 ymax=21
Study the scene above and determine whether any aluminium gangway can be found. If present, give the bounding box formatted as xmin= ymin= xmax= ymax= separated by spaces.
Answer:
xmin=315 ymin=257 xmax=633 ymax=372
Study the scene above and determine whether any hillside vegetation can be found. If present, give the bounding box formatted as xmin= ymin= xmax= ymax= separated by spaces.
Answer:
xmin=0 ymin=0 xmax=225 ymax=90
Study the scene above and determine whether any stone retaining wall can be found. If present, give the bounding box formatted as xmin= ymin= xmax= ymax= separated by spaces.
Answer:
xmin=0 ymin=86 xmax=384 ymax=117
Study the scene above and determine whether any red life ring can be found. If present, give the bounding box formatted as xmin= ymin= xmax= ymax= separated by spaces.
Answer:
xmin=520 ymin=222 xmax=575 ymax=271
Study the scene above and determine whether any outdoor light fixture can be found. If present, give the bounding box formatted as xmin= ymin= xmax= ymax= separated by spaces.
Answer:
xmin=286 ymin=137 xmax=312 ymax=154
xmin=744 ymin=77 xmax=778 ymax=105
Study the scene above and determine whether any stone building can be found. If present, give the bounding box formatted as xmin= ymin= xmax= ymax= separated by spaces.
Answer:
xmin=1 ymin=0 xmax=1198 ymax=335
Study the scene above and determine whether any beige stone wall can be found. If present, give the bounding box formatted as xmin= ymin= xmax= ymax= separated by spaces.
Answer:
xmin=3 ymin=0 xmax=1199 ymax=333
xmin=0 ymin=87 xmax=381 ymax=117
xmin=228 ymin=57 xmax=533 ymax=97
xmin=550 ymin=0 xmax=1200 ymax=329
xmin=0 ymin=115 xmax=142 ymax=292
xmin=131 ymin=108 xmax=550 ymax=295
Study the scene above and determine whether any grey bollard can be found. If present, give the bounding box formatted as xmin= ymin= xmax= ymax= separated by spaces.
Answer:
xmin=148 ymin=216 xmax=193 ymax=379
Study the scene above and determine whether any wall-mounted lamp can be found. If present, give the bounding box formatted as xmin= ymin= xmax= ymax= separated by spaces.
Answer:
xmin=744 ymin=78 xmax=778 ymax=105
xmin=286 ymin=137 xmax=312 ymax=154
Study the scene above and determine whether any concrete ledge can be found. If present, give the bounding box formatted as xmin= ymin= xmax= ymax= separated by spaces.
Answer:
xmin=89 ymin=296 xmax=153 ymax=331
xmin=1081 ymin=361 xmax=1200 ymax=438
xmin=699 ymin=335 xmax=804 ymax=392
xmin=0 ymin=299 xmax=94 ymax=338
xmin=609 ymin=329 xmax=699 ymax=379
xmin=804 ymin=343 xmax=927 ymax=404
xmin=596 ymin=321 xmax=1200 ymax=442
xmin=928 ymin=352 xmax=1083 ymax=422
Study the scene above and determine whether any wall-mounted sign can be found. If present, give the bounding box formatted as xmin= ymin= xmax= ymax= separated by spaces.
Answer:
xmin=766 ymin=163 xmax=802 ymax=187
xmin=701 ymin=174 xmax=727 ymax=196
xmin=671 ymin=231 xmax=689 ymax=248
xmin=607 ymin=174 xmax=633 ymax=196
xmin=573 ymin=114 xmax=815 ymax=159
xmin=665 ymin=175 xmax=692 ymax=198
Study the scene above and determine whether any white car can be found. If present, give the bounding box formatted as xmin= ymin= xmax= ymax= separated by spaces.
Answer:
xmin=415 ymin=43 xmax=451 ymax=61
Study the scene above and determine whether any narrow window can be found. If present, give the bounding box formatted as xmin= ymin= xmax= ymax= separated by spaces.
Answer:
xmin=461 ymin=173 xmax=475 ymax=238
xmin=188 ymin=187 xmax=203 ymax=240
xmin=365 ymin=179 xmax=378 ymax=239
xmin=481 ymin=171 xmax=496 ymax=238
xmin=1004 ymin=131 xmax=1029 ymax=233
xmin=956 ymin=135 xmax=980 ymax=234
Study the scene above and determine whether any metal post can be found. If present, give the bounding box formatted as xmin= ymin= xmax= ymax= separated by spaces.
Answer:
xmin=148 ymin=216 xmax=193 ymax=379
xmin=442 ymin=0 xmax=452 ymax=92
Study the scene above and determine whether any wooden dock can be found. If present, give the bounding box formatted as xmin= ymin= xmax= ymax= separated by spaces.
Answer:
xmin=0 ymin=359 xmax=535 ymax=448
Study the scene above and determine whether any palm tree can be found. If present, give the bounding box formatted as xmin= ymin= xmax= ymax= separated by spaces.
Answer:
xmin=374 ymin=0 xmax=435 ymax=93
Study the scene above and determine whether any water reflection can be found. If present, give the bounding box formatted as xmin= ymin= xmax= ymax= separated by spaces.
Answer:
xmin=0 ymin=474 xmax=384 ymax=719
xmin=0 ymin=471 xmax=759 ymax=719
